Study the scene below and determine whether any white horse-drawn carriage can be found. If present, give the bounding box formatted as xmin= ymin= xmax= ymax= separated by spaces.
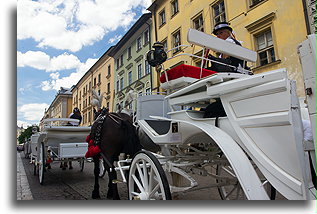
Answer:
xmin=108 ymin=29 xmax=315 ymax=200
xmin=31 ymin=28 xmax=315 ymax=200
xmin=30 ymin=118 xmax=90 ymax=184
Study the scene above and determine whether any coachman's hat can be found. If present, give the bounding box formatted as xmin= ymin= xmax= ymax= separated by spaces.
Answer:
xmin=213 ymin=22 xmax=233 ymax=35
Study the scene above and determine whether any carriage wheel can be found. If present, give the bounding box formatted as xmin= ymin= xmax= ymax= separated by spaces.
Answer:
xmin=215 ymin=153 xmax=276 ymax=200
xmin=216 ymin=161 xmax=247 ymax=200
xmin=128 ymin=151 xmax=171 ymax=200
xmin=79 ymin=159 xmax=85 ymax=172
xmin=39 ymin=142 xmax=45 ymax=185
xmin=98 ymin=158 xmax=106 ymax=178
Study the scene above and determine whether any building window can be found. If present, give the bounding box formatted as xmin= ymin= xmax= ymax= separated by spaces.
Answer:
xmin=98 ymin=73 xmax=101 ymax=83
xmin=120 ymin=54 xmax=123 ymax=67
xmin=250 ymin=0 xmax=265 ymax=8
xmin=145 ymin=87 xmax=151 ymax=95
xmin=116 ymin=80 xmax=119 ymax=92
xmin=159 ymin=9 xmax=166 ymax=27
xmin=162 ymin=38 xmax=168 ymax=51
xmin=116 ymin=58 xmax=120 ymax=69
xmin=192 ymin=13 xmax=204 ymax=32
xmin=120 ymin=77 xmax=124 ymax=91
xmin=128 ymin=71 xmax=132 ymax=85
xmin=137 ymin=64 xmax=142 ymax=79
xmin=172 ymin=29 xmax=181 ymax=54
xmin=137 ymin=36 xmax=142 ymax=51
xmin=107 ymin=65 xmax=111 ymax=76
xmin=255 ymin=30 xmax=276 ymax=66
xmin=144 ymin=29 xmax=149 ymax=45
xmin=127 ymin=46 xmax=132 ymax=59
xmin=212 ymin=1 xmax=226 ymax=25
xmin=93 ymin=78 xmax=96 ymax=87
xmin=145 ymin=60 xmax=150 ymax=75
xmin=107 ymin=82 xmax=110 ymax=93
xmin=171 ymin=0 xmax=179 ymax=17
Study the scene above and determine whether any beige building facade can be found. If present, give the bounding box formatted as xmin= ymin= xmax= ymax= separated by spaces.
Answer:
xmin=71 ymin=47 xmax=115 ymax=126
xmin=42 ymin=87 xmax=73 ymax=123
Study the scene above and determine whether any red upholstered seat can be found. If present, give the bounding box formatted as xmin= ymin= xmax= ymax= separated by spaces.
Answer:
xmin=160 ymin=64 xmax=217 ymax=83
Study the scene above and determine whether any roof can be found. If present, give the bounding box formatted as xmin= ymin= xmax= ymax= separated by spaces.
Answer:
xmin=108 ymin=13 xmax=152 ymax=56
xmin=147 ymin=0 xmax=164 ymax=12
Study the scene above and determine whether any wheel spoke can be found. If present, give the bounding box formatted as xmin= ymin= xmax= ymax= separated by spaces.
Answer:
xmin=142 ymin=160 xmax=149 ymax=192
xmin=221 ymin=166 xmax=236 ymax=177
xmin=235 ymin=185 xmax=241 ymax=200
xmin=148 ymin=167 xmax=154 ymax=192
xmin=224 ymin=184 xmax=238 ymax=199
xmin=136 ymin=162 xmax=145 ymax=188
xmin=131 ymin=191 xmax=140 ymax=196
xmin=132 ymin=174 xmax=145 ymax=193
xmin=148 ymin=183 xmax=160 ymax=198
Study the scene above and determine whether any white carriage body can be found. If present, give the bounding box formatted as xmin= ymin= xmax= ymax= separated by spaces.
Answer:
xmin=134 ymin=29 xmax=316 ymax=200
xmin=31 ymin=118 xmax=90 ymax=160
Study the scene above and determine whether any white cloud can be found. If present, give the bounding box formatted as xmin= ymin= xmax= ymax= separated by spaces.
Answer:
xmin=18 ymin=103 xmax=50 ymax=121
xmin=41 ymin=58 xmax=98 ymax=91
xmin=48 ymin=53 xmax=81 ymax=71
xmin=17 ymin=51 xmax=50 ymax=70
xmin=108 ymin=35 xmax=122 ymax=44
xmin=17 ymin=0 xmax=152 ymax=52
xmin=17 ymin=120 xmax=33 ymax=129
xmin=17 ymin=51 xmax=81 ymax=72
xmin=50 ymin=72 xmax=60 ymax=80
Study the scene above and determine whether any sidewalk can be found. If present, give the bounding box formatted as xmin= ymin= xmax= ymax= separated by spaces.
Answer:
xmin=16 ymin=152 xmax=33 ymax=200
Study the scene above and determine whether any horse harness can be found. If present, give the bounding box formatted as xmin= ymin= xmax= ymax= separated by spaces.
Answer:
xmin=93 ymin=112 xmax=123 ymax=147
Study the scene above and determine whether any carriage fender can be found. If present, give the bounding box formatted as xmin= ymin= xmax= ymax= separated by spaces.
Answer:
xmin=150 ymin=116 xmax=270 ymax=200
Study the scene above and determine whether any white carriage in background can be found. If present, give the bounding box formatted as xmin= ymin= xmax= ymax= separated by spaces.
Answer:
xmin=110 ymin=29 xmax=316 ymax=200
xmin=30 ymin=118 xmax=90 ymax=184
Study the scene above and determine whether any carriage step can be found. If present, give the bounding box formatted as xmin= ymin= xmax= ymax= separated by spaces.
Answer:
xmin=112 ymin=179 xmax=124 ymax=184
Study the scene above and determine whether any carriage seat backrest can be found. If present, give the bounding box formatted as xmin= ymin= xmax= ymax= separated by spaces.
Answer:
xmin=187 ymin=28 xmax=257 ymax=62
xmin=136 ymin=95 xmax=170 ymax=121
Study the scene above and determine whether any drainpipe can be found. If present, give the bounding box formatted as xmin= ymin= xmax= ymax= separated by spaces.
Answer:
xmin=301 ymin=0 xmax=311 ymax=35
xmin=152 ymin=4 xmax=158 ymax=42
xmin=145 ymin=20 xmax=153 ymax=92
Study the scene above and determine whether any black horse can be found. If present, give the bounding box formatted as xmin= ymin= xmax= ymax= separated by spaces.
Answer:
xmin=90 ymin=109 xmax=142 ymax=199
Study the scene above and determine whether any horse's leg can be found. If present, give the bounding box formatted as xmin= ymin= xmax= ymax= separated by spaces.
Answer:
xmin=92 ymin=155 xmax=101 ymax=199
xmin=106 ymin=167 xmax=113 ymax=199
xmin=108 ymin=166 xmax=120 ymax=200
xmin=105 ymin=157 xmax=120 ymax=200
xmin=69 ymin=161 xmax=73 ymax=169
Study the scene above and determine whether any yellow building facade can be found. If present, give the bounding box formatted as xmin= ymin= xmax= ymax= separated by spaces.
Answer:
xmin=148 ymin=0 xmax=310 ymax=97
xmin=71 ymin=47 xmax=115 ymax=126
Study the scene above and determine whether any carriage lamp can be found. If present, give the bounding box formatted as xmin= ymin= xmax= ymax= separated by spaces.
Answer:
xmin=146 ymin=42 xmax=167 ymax=67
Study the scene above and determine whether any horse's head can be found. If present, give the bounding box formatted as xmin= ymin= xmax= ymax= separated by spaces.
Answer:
xmin=93 ymin=107 xmax=109 ymax=120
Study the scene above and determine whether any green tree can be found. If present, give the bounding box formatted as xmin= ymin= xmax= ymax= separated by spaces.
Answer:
xmin=18 ymin=126 xmax=39 ymax=144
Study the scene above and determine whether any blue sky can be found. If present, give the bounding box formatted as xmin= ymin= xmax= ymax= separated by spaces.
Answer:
xmin=17 ymin=0 xmax=152 ymax=128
